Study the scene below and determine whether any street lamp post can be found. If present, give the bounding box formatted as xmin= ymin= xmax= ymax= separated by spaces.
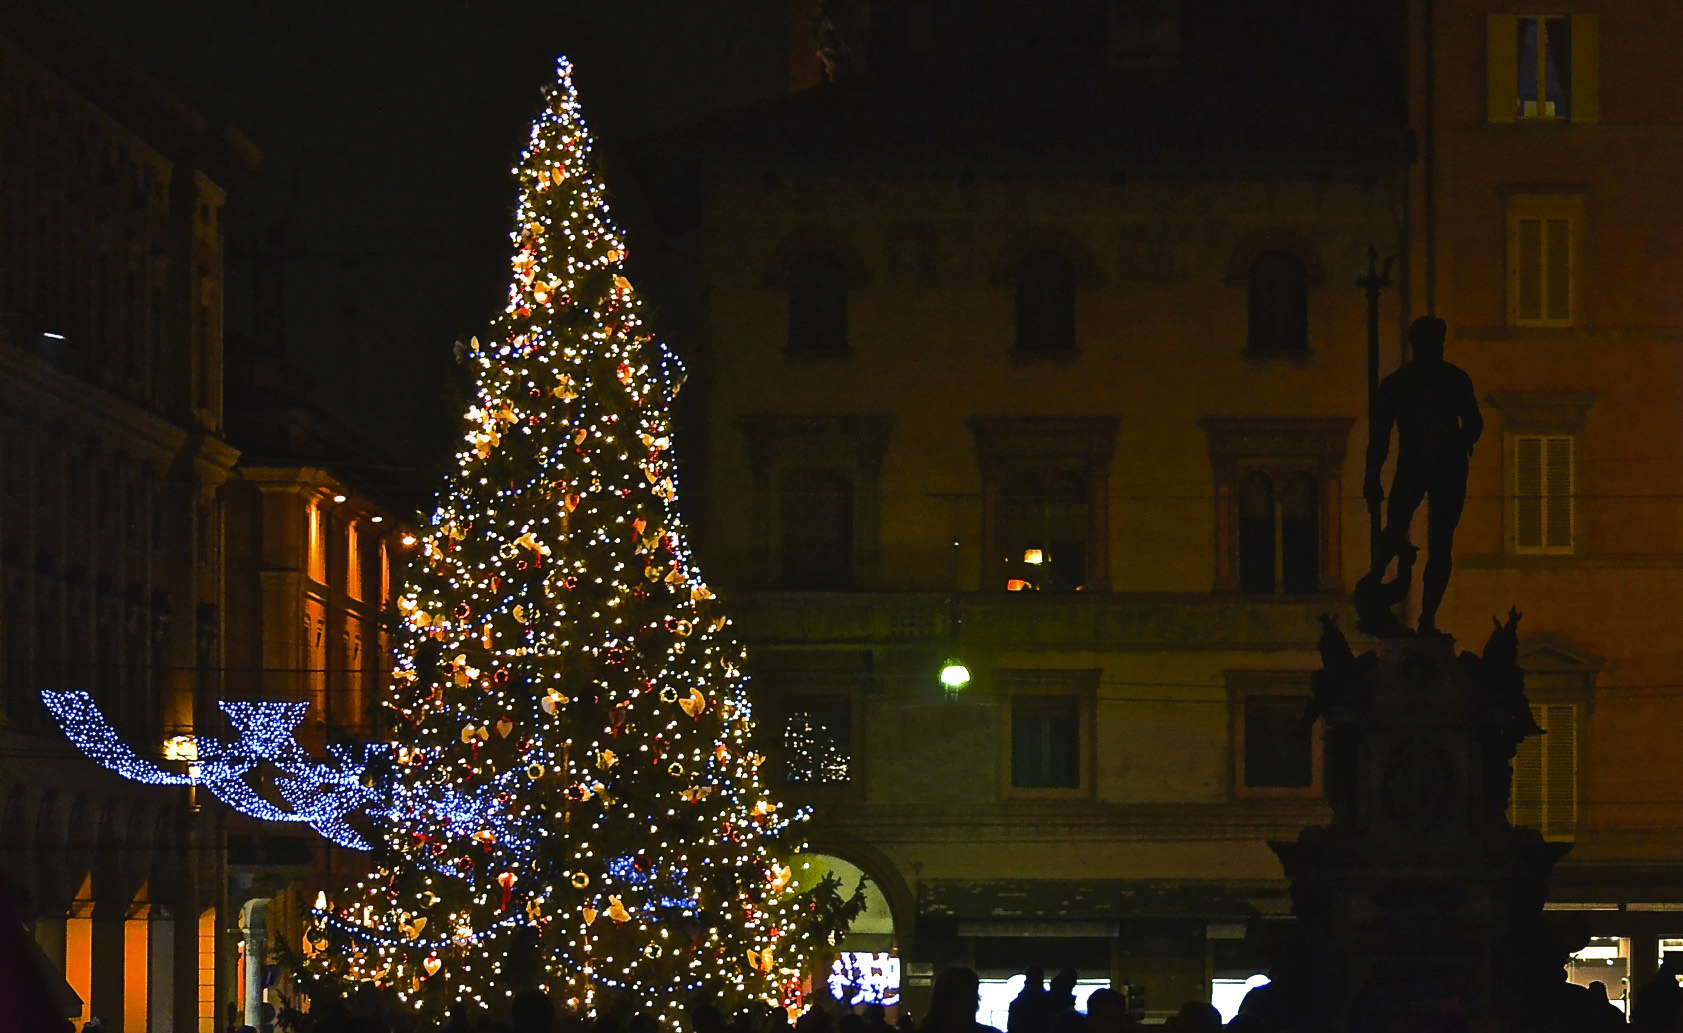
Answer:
xmin=1357 ymin=245 xmax=1396 ymax=570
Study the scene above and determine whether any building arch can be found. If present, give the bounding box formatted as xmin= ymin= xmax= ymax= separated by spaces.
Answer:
xmin=991 ymin=230 xmax=1103 ymax=288
xmin=798 ymin=834 xmax=916 ymax=944
xmin=1223 ymin=228 xmax=1326 ymax=287
xmin=764 ymin=228 xmax=872 ymax=289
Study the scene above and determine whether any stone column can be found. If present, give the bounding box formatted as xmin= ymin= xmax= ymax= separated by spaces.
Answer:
xmin=89 ymin=904 xmax=127 ymax=1030
xmin=240 ymin=898 xmax=271 ymax=1029
xmin=1628 ymin=929 xmax=1661 ymax=1009
xmin=148 ymin=907 xmax=175 ymax=1033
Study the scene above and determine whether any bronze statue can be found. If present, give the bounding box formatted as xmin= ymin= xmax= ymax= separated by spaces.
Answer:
xmin=1359 ymin=316 xmax=1482 ymax=634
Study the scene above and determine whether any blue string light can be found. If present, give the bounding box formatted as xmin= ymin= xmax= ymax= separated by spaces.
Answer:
xmin=41 ymin=689 xmax=388 ymax=850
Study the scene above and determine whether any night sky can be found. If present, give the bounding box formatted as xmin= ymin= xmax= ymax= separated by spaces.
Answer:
xmin=54 ymin=0 xmax=791 ymax=481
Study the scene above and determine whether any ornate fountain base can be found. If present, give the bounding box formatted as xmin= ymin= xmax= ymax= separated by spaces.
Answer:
xmin=1264 ymin=622 xmax=1575 ymax=1032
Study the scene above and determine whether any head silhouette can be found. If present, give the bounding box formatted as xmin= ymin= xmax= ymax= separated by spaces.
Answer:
xmin=1409 ymin=316 xmax=1447 ymax=363
xmin=928 ymin=966 xmax=982 ymax=1026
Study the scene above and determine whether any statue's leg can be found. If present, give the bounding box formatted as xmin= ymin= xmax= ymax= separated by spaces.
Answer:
xmin=1419 ymin=469 xmax=1469 ymax=630
xmin=1377 ymin=466 xmax=1427 ymax=576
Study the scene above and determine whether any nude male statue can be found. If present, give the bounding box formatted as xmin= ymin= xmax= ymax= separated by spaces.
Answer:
xmin=1362 ymin=316 xmax=1483 ymax=634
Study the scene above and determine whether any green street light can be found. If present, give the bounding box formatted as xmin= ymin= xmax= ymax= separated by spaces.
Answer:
xmin=939 ymin=659 xmax=971 ymax=694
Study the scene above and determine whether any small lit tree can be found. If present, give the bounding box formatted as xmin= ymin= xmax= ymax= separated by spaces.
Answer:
xmin=304 ymin=57 xmax=858 ymax=1023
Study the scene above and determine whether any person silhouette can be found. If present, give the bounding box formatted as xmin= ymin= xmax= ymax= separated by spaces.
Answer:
xmin=1362 ymin=316 xmax=1482 ymax=634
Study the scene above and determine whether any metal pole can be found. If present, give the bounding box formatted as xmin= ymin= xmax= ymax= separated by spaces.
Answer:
xmin=1357 ymin=245 xmax=1395 ymax=570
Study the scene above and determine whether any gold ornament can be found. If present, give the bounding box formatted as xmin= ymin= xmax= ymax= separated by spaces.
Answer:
xmin=606 ymin=895 xmax=631 ymax=923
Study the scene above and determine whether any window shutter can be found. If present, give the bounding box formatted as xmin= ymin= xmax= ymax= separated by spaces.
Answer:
xmin=1511 ymin=709 xmax=1544 ymax=828
xmin=1542 ymin=704 xmax=1578 ymax=839
xmin=1544 ymin=436 xmax=1574 ymax=550
xmin=1545 ymin=218 xmax=1572 ymax=322
xmin=1515 ymin=219 xmax=1544 ymax=322
xmin=1515 ymin=436 xmax=1544 ymax=550
xmin=1488 ymin=15 xmax=1520 ymax=124
xmin=1515 ymin=435 xmax=1574 ymax=553
xmin=1570 ymin=15 xmax=1599 ymax=124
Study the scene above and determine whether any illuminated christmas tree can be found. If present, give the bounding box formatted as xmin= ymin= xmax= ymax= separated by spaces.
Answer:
xmin=304 ymin=58 xmax=858 ymax=1022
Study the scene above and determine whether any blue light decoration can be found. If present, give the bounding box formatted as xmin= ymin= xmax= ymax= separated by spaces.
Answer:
xmin=41 ymin=689 xmax=387 ymax=850
xmin=606 ymin=853 xmax=699 ymax=910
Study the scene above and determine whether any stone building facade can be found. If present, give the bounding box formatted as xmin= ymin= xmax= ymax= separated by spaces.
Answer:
xmin=646 ymin=1 xmax=1410 ymax=1017
xmin=0 ymin=9 xmax=258 ymax=1029
xmin=1410 ymin=0 xmax=1683 ymax=1003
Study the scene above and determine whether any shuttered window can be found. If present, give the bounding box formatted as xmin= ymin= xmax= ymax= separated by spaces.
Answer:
xmin=1511 ymin=703 xmax=1579 ymax=840
xmin=1514 ymin=216 xmax=1573 ymax=325
xmin=1515 ymin=435 xmax=1574 ymax=554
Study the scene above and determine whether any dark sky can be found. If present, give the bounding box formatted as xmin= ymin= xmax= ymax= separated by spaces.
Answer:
xmin=57 ymin=0 xmax=791 ymax=477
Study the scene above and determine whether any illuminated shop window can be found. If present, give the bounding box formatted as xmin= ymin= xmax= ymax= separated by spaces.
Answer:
xmin=828 ymin=952 xmax=900 ymax=1007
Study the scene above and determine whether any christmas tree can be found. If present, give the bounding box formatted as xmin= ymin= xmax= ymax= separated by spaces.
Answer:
xmin=304 ymin=58 xmax=858 ymax=1023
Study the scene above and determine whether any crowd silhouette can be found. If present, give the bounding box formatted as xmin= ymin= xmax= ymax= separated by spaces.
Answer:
xmin=154 ymin=956 xmax=1655 ymax=1033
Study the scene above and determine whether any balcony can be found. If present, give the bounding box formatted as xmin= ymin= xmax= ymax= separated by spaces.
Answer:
xmin=723 ymin=590 xmax=1352 ymax=652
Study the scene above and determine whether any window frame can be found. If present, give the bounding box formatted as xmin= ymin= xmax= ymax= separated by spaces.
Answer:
xmin=1489 ymin=392 xmax=1593 ymax=558
xmin=1012 ymin=248 xmax=1079 ymax=357
xmin=1510 ymin=636 xmax=1599 ymax=843
xmin=780 ymin=692 xmax=858 ymax=790
xmin=998 ymin=668 xmax=1098 ymax=801
xmin=1227 ymin=671 xmax=1322 ymax=801
xmin=737 ymin=414 xmax=894 ymax=590
xmin=755 ymin=651 xmax=871 ymax=801
xmin=785 ymin=249 xmax=852 ymax=357
xmin=777 ymin=467 xmax=857 ymax=590
xmin=1244 ymin=249 xmax=1311 ymax=355
xmin=1511 ymin=432 xmax=1575 ymax=555
xmin=1506 ymin=193 xmax=1583 ymax=328
xmin=1510 ymin=702 xmax=1580 ymax=841
xmin=1486 ymin=14 xmax=1600 ymax=126
xmin=1201 ymin=418 xmax=1352 ymax=595
xmin=970 ymin=417 xmax=1118 ymax=593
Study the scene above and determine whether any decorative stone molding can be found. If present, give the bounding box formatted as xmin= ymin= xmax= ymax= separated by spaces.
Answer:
xmin=1486 ymin=391 xmax=1595 ymax=434
xmin=737 ymin=413 xmax=895 ymax=587
xmin=1200 ymin=417 xmax=1353 ymax=593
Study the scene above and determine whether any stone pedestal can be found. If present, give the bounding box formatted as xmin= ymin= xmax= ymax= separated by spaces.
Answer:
xmin=1267 ymin=629 xmax=1572 ymax=1032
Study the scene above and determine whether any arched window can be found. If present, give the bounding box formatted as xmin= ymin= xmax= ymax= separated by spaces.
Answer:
xmin=787 ymin=252 xmax=849 ymax=355
xmin=1014 ymin=250 xmax=1076 ymax=354
xmin=780 ymin=468 xmax=854 ymax=589
xmin=1246 ymin=249 xmax=1309 ymax=353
